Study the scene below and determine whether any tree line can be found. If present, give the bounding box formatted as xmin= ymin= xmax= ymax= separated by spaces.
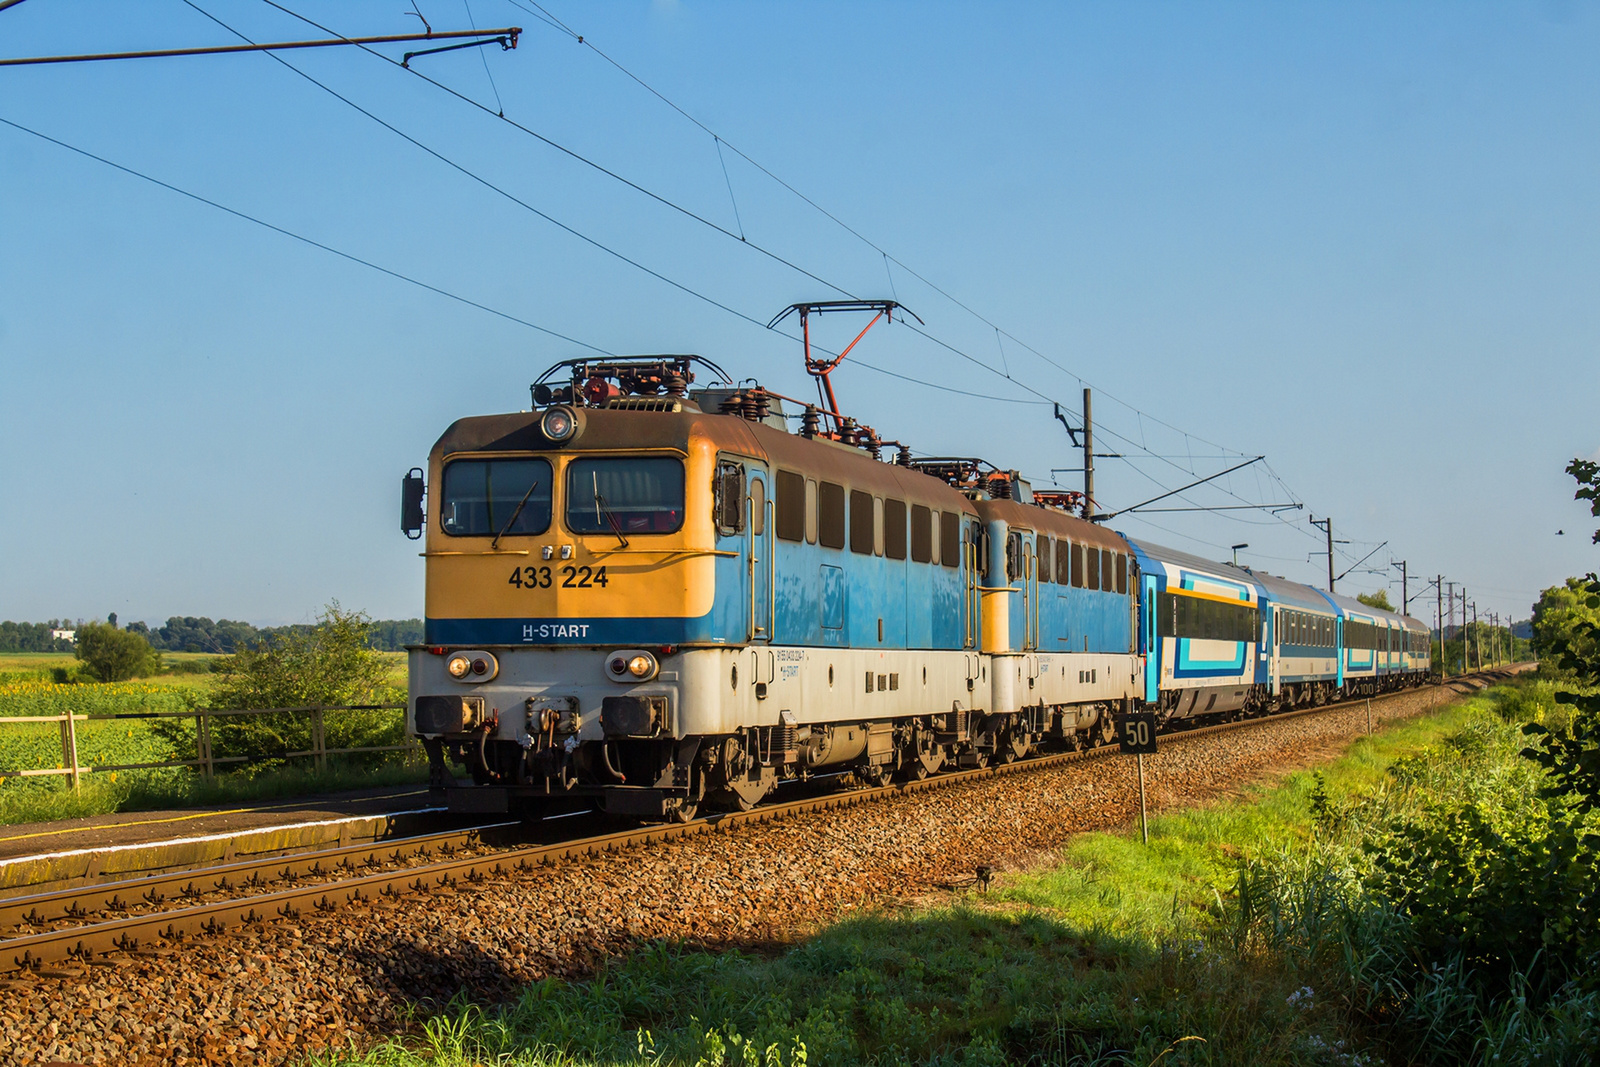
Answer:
xmin=0 ymin=615 xmax=423 ymax=654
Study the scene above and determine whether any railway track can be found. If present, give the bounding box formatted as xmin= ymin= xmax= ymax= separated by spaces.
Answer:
xmin=0 ymin=673 xmax=1508 ymax=975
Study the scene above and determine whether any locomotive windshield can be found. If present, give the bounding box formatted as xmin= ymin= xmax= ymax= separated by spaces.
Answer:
xmin=439 ymin=458 xmax=552 ymax=537
xmin=565 ymin=457 xmax=685 ymax=534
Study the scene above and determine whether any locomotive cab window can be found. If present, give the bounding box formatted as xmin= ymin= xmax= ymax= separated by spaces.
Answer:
xmin=440 ymin=457 xmax=552 ymax=537
xmin=565 ymin=456 xmax=684 ymax=535
xmin=715 ymin=459 xmax=745 ymax=535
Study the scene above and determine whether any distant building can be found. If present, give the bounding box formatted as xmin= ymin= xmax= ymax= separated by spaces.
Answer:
xmin=50 ymin=629 xmax=75 ymax=644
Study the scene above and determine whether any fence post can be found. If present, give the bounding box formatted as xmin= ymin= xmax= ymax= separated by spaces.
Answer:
xmin=60 ymin=712 xmax=81 ymax=790
xmin=197 ymin=708 xmax=214 ymax=781
xmin=313 ymin=707 xmax=327 ymax=776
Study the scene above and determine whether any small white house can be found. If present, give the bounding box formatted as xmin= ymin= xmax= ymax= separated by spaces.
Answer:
xmin=50 ymin=629 xmax=75 ymax=644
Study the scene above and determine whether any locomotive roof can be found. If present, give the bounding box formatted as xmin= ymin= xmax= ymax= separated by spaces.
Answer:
xmin=431 ymin=406 xmax=981 ymax=515
xmin=977 ymin=497 xmax=1130 ymax=554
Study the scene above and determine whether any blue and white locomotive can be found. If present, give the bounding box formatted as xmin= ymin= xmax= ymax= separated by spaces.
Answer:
xmin=402 ymin=355 xmax=1430 ymax=819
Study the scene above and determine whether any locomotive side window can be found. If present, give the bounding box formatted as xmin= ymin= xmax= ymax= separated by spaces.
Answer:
xmin=1038 ymin=537 xmax=1053 ymax=584
xmin=849 ymin=490 xmax=874 ymax=554
xmin=910 ymin=504 xmax=932 ymax=563
xmin=749 ymin=476 xmax=766 ymax=536
xmin=1085 ymin=545 xmax=1099 ymax=589
xmin=439 ymin=457 xmax=552 ymax=537
xmin=1101 ymin=549 xmax=1115 ymax=591
xmin=1057 ymin=540 xmax=1071 ymax=584
xmin=885 ymin=499 xmax=908 ymax=560
xmin=1116 ymin=552 xmax=1128 ymax=594
xmin=939 ymin=511 xmax=960 ymax=567
xmin=775 ymin=470 xmax=804 ymax=542
xmin=565 ymin=457 xmax=684 ymax=534
xmin=818 ymin=481 xmax=846 ymax=549
xmin=1070 ymin=542 xmax=1085 ymax=587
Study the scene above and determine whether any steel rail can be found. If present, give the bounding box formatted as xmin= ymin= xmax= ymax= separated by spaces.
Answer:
xmin=0 ymin=821 xmax=523 ymax=933
xmin=1 ymin=673 xmax=1507 ymax=974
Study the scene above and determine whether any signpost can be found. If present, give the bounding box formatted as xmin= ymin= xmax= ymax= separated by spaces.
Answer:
xmin=1116 ymin=708 xmax=1159 ymax=844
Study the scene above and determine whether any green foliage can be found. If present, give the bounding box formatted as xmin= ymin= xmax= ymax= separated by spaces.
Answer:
xmin=1530 ymin=576 xmax=1600 ymax=669
xmin=0 ymin=620 xmax=75 ymax=653
xmin=1570 ymin=457 xmax=1600 ymax=544
xmin=1355 ymin=589 xmax=1395 ymax=612
xmin=72 ymin=621 xmax=161 ymax=681
xmin=167 ymin=602 xmax=401 ymax=768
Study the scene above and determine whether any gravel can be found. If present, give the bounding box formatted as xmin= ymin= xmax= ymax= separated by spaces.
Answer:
xmin=0 ymin=684 xmax=1468 ymax=1065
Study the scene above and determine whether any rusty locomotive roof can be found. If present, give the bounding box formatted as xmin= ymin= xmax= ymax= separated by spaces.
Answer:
xmin=976 ymin=496 xmax=1130 ymax=553
xmin=431 ymin=405 xmax=981 ymax=516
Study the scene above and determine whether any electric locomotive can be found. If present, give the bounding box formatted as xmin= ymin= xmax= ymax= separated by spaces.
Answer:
xmin=402 ymin=343 xmax=1431 ymax=819
xmin=403 ymin=354 xmax=1147 ymax=819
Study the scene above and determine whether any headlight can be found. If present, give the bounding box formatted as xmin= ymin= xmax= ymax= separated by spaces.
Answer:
xmin=445 ymin=651 xmax=498 ymax=683
xmin=540 ymin=405 xmax=578 ymax=443
xmin=604 ymin=648 xmax=659 ymax=683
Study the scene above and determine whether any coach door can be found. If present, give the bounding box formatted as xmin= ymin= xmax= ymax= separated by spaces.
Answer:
xmin=747 ymin=467 xmax=772 ymax=642
xmin=1142 ymin=573 xmax=1161 ymax=704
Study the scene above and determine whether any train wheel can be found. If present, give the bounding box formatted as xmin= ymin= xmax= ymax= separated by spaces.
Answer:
xmin=663 ymin=799 xmax=699 ymax=823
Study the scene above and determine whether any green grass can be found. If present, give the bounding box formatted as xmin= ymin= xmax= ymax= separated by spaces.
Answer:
xmin=318 ymin=680 xmax=1596 ymax=1067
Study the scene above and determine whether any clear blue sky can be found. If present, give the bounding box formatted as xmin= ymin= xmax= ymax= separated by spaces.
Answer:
xmin=2 ymin=1 xmax=1596 ymax=628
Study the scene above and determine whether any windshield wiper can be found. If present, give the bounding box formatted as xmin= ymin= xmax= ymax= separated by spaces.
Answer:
xmin=491 ymin=481 xmax=540 ymax=550
xmin=592 ymin=473 xmax=630 ymax=548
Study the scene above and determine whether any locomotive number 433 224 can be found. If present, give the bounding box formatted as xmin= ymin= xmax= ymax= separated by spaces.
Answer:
xmin=508 ymin=565 xmax=610 ymax=590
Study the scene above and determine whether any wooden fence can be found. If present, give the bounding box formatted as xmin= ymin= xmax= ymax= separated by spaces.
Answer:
xmin=0 ymin=703 xmax=416 ymax=788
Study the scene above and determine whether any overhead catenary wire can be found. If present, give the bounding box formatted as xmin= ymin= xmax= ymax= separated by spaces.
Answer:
xmin=0 ymin=114 xmax=610 ymax=354
xmin=246 ymin=0 xmax=1330 ymax=543
xmin=15 ymin=0 xmax=1384 ymax=582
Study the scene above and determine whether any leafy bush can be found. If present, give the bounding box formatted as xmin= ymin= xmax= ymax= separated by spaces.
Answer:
xmin=151 ymin=602 xmax=403 ymax=769
xmin=73 ymin=622 xmax=161 ymax=681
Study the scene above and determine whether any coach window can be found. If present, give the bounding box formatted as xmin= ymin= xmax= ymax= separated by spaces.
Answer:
xmin=940 ymin=511 xmax=961 ymax=567
xmin=910 ymin=504 xmax=932 ymax=563
xmin=440 ymin=457 xmax=552 ymax=537
xmin=805 ymin=479 xmax=818 ymax=544
xmin=1038 ymin=536 xmax=1053 ymax=584
xmin=818 ymin=481 xmax=846 ymax=549
xmin=885 ymin=499 xmax=908 ymax=561
xmin=849 ymin=489 xmax=874 ymax=554
xmin=775 ymin=470 xmax=804 ymax=542
xmin=565 ymin=457 xmax=684 ymax=534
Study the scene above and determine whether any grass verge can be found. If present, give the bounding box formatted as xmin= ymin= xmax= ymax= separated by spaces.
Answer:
xmin=316 ymin=680 xmax=1599 ymax=1067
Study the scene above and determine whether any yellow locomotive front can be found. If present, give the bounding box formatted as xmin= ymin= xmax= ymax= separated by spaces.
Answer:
xmin=405 ymin=358 xmax=779 ymax=818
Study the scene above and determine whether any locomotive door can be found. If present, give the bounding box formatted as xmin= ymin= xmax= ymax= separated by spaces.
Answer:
xmin=747 ymin=467 xmax=772 ymax=642
xmin=1022 ymin=537 xmax=1039 ymax=651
